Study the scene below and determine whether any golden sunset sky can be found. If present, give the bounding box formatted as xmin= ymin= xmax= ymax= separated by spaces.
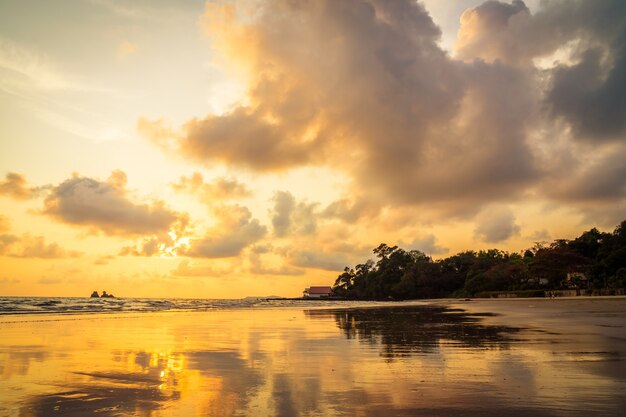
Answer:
xmin=1 ymin=0 xmax=624 ymax=298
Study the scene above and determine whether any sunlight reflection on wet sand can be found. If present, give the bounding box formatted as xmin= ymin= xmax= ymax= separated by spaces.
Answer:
xmin=1 ymin=299 xmax=625 ymax=416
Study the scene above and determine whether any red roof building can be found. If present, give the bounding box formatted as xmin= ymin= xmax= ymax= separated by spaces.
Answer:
xmin=303 ymin=286 xmax=333 ymax=298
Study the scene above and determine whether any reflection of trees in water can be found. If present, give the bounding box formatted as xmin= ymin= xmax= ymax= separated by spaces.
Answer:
xmin=306 ymin=306 xmax=520 ymax=357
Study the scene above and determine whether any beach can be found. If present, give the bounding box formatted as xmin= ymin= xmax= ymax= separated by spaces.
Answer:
xmin=1 ymin=298 xmax=625 ymax=416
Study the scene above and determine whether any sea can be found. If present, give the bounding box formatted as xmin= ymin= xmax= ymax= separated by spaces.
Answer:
xmin=0 ymin=296 xmax=391 ymax=315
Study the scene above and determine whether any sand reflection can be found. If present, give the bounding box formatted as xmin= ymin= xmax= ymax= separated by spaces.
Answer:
xmin=20 ymin=383 xmax=177 ymax=417
xmin=1 ymin=301 xmax=625 ymax=416
xmin=305 ymin=305 xmax=520 ymax=357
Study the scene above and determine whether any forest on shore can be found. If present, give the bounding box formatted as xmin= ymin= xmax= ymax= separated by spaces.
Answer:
xmin=332 ymin=220 xmax=626 ymax=299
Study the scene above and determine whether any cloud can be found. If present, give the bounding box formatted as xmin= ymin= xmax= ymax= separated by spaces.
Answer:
xmin=38 ymin=276 xmax=64 ymax=285
xmin=577 ymin=200 xmax=626 ymax=229
xmin=0 ymin=219 xmax=83 ymax=259
xmin=526 ymin=229 xmax=550 ymax=241
xmin=543 ymin=1 xmax=626 ymax=142
xmin=285 ymin=249 xmax=349 ymax=272
xmin=172 ymin=260 xmax=231 ymax=277
xmin=406 ymin=234 xmax=449 ymax=256
xmin=474 ymin=206 xmax=521 ymax=243
xmin=172 ymin=172 xmax=251 ymax=203
xmin=0 ymin=234 xmax=82 ymax=258
xmin=94 ymin=255 xmax=116 ymax=265
xmin=0 ymin=37 xmax=77 ymax=91
xmin=270 ymin=191 xmax=295 ymax=237
xmin=548 ymin=44 xmax=626 ymax=141
xmin=456 ymin=0 xmax=626 ymax=142
xmin=321 ymin=197 xmax=376 ymax=223
xmin=455 ymin=0 xmax=533 ymax=66
xmin=119 ymin=236 xmax=163 ymax=257
xmin=138 ymin=0 xmax=625 ymax=223
xmin=0 ymin=234 xmax=19 ymax=252
xmin=269 ymin=191 xmax=318 ymax=237
xmin=182 ymin=205 xmax=266 ymax=258
xmin=140 ymin=0 xmax=536 ymax=211
xmin=14 ymin=235 xmax=82 ymax=259
xmin=43 ymin=171 xmax=187 ymax=236
xmin=0 ymin=215 xmax=10 ymax=233
xmin=550 ymin=145 xmax=626 ymax=203
xmin=0 ymin=172 xmax=47 ymax=200
xmin=247 ymin=252 xmax=305 ymax=276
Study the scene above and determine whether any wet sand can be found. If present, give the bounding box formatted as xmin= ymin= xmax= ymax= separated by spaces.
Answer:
xmin=1 ymin=298 xmax=625 ymax=416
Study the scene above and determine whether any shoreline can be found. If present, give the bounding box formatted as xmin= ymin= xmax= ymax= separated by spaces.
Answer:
xmin=1 ymin=294 xmax=625 ymax=319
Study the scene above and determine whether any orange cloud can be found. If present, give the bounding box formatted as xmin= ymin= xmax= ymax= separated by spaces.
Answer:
xmin=456 ymin=0 xmax=533 ymax=66
xmin=269 ymin=191 xmax=318 ymax=237
xmin=474 ymin=206 xmax=521 ymax=243
xmin=43 ymin=171 xmax=188 ymax=236
xmin=172 ymin=172 xmax=252 ymax=203
xmin=171 ymin=260 xmax=232 ymax=277
xmin=0 ymin=233 xmax=82 ymax=259
xmin=0 ymin=172 xmax=43 ymax=200
xmin=182 ymin=204 xmax=266 ymax=258
xmin=141 ymin=0 xmax=536 ymax=211
xmin=140 ymin=0 xmax=626 ymax=231
xmin=0 ymin=215 xmax=9 ymax=232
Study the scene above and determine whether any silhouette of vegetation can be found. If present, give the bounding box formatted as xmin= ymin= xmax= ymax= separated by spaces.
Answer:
xmin=333 ymin=220 xmax=626 ymax=299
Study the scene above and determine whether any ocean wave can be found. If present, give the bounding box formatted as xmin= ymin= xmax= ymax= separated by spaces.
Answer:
xmin=0 ymin=297 xmax=398 ymax=316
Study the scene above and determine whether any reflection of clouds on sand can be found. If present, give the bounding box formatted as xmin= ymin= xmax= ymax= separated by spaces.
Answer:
xmin=272 ymin=373 xmax=298 ymax=417
xmin=2 ymin=303 xmax=626 ymax=416
xmin=183 ymin=350 xmax=263 ymax=415
xmin=16 ymin=351 xmax=182 ymax=417
xmin=19 ymin=383 xmax=178 ymax=417
xmin=0 ymin=345 xmax=49 ymax=377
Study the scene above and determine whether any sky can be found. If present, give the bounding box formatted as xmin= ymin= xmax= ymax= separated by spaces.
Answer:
xmin=1 ymin=0 xmax=625 ymax=298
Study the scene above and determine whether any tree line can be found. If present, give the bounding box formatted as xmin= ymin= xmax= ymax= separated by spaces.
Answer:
xmin=332 ymin=220 xmax=626 ymax=299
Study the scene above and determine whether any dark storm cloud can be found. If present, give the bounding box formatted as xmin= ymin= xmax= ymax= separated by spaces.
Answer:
xmin=552 ymin=146 xmax=626 ymax=202
xmin=43 ymin=171 xmax=187 ymax=236
xmin=548 ymin=41 xmax=626 ymax=141
xmin=458 ymin=0 xmax=626 ymax=142
xmin=544 ymin=1 xmax=626 ymax=141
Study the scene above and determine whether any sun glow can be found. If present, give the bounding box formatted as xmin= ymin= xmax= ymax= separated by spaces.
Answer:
xmin=160 ymin=231 xmax=191 ymax=257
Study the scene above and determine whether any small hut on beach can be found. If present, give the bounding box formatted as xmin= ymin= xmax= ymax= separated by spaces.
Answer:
xmin=303 ymin=286 xmax=333 ymax=298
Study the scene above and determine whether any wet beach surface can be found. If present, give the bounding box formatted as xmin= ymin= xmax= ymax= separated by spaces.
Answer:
xmin=1 ymin=298 xmax=625 ymax=416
